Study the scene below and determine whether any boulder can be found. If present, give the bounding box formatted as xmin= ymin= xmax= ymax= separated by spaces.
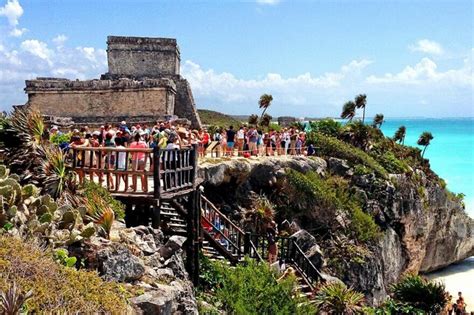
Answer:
xmin=159 ymin=235 xmax=186 ymax=260
xmin=130 ymin=291 xmax=173 ymax=315
xmin=97 ymin=244 xmax=145 ymax=282
xmin=328 ymin=157 xmax=352 ymax=176
xmin=290 ymin=229 xmax=324 ymax=270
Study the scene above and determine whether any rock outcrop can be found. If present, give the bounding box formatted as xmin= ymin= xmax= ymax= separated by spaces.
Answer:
xmin=70 ymin=223 xmax=197 ymax=314
xmin=198 ymin=156 xmax=474 ymax=305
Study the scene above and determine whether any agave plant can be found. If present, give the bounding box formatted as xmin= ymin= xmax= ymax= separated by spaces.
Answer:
xmin=0 ymin=282 xmax=33 ymax=315
xmin=314 ymin=282 xmax=365 ymax=314
xmin=85 ymin=193 xmax=115 ymax=239
xmin=38 ymin=145 xmax=77 ymax=203
xmin=1 ymin=106 xmax=45 ymax=182
xmin=390 ymin=274 xmax=447 ymax=314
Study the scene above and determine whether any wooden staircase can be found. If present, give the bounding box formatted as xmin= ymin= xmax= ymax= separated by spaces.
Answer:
xmin=162 ymin=194 xmax=324 ymax=298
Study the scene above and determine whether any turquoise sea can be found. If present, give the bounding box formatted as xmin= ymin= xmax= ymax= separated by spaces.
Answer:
xmin=381 ymin=118 xmax=473 ymax=307
xmin=380 ymin=118 xmax=474 ymax=218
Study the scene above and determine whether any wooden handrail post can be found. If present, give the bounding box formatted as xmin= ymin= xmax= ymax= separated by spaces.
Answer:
xmin=152 ymin=146 xmax=161 ymax=229
xmin=244 ymin=232 xmax=251 ymax=256
xmin=190 ymin=143 xmax=198 ymax=186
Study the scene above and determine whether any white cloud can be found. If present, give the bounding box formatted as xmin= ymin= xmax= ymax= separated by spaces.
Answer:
xmin=0 ymin=0 xmax=27 ymax=37
xmin=0 ymin=35 xmax=108 ymax=109
xmin=20 ymin=39 xmax=53 ymax=64
xmin=181 ymin=58 xmax=373 ymax=115
xmin=366 ymin=57 xmax=472 ymax=87
xmin=52 ymin=34 xmax=68 ymax=46
xmin=409 ymin=39 xmax=444 ymax=55
xmin=256 ymin=0 xmax=280 ymax=5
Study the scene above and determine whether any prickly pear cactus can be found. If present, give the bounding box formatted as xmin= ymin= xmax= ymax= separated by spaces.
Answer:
xmin=0 ymin=165 xmax=97 ymax=247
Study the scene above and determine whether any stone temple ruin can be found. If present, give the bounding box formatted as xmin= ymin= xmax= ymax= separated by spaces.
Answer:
xmin=24 ymin=36 xmax=201 ymax=128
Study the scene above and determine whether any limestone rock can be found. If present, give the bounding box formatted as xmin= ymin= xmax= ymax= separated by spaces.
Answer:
xmin=328 ymin=157 xmax=352 ymax=176
xmin=97 ymin=244 xmax=145 ymax=282
xmin=159 ymin=235 xmax=186 ymax=260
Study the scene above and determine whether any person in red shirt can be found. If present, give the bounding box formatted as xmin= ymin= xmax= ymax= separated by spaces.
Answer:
xmin=129 ymin=132 xmax=148 ymax=192
xmin=199 ymin=128 xmax=210 ymax=157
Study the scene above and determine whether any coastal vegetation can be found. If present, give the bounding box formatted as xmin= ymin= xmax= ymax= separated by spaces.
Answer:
xmin=197 ymin=109 xmax=242 ymax=127
xmin=198 ymin=255 xmax=315 ymax=314
xmin=0 ymin=235 xmax=129 ymax=313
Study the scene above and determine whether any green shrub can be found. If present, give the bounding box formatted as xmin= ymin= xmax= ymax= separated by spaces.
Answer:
xmin=372 ymin=151 xmax=410 ymax=174
xmin=314 ymin=282 xmax=365 ymax=314
xmin=390 ymin=274 xmax=448 ymax=314
xmin=200 ymin=256 xmax=315 ymax=315
xmin=82 ymin=180 xmax=125 ymax=220
xmin=50 ymin=132 xmax=71 ymax=145
xmin=350 ymin=206 xmax=381 ymax=243
xmin=0 ymin=235 xmax=129 ymax=313
xmin=310 ymin=119 xmax=342 ymax=137
xmin=306 ymin=132 xmax=387 ymax=178
xmin=353 ymin=164 xmax=371 ymax=176
xmin=284 ymin=170 xmax=381 ymax=243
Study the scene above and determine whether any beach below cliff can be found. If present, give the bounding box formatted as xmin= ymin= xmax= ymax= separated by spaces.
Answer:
xmin=427 ymin=257 xmax=474 ymax=312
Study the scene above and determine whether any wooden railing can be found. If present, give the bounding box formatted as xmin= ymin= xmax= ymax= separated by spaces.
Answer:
xmin=201 ymin=195 xmax=246 ymax=262
xmin=199 ymin=196 xmax=323 ymax=288
xmin=71 ymin=144 xmax=197 ymax=198
xmin=248 ymin=234 xmax=323 ymax=289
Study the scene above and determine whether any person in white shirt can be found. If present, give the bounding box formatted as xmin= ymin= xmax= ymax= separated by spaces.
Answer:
xmin=236 ymin=127 xmax=245 ymax=156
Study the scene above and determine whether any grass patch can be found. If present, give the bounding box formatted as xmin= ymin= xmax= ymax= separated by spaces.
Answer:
xmin=0 ymin=235 xmax=129 ymax=313
xmin=198 ymin=109 xmax=242 ymax=127
xmin=307 ymin=132 xmax=388 ymax=178
xmin=283 ymin=170 xmax=381 ymax=244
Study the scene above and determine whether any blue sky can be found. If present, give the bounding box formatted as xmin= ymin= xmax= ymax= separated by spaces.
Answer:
xmin=0 ymin=0 xmax=472 ymax=118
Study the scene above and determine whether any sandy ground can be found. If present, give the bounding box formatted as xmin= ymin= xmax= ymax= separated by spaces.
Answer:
xmin=427 ymin=257 xmax=474 ymax=312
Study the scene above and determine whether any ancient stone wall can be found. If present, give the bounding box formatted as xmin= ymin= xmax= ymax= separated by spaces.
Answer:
xmin=174 ymin=78 xmax=202 ymax=128
xmin=106 ymin=36 xmax=180 ymax=78
xmin=23 ymin=36 xmax=202 ymax=129
xmin=26 ymin=78 xmax=176 ymax=124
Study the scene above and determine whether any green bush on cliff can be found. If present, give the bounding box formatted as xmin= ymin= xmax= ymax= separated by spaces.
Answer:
xmin=284 ymin=170 xmax=381 ymax=243
xmin=306 ymin=132 xmax=387 ymax=178
xmin=390 ymin=274 xmax=448 ymax=314
xmin=0 ymin=235 xmax=129 ymax=313
xmin=198 ymin=255 xmax=316 ymax=315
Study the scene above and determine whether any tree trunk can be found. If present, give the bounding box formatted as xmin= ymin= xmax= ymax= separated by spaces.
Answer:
xmin=260 ymin=107 xmax=268 ymax=123
xmin=362 ymin=107 xmax=366 ymax=123
xmin=421 ymin=145 xmax=428 ymax=158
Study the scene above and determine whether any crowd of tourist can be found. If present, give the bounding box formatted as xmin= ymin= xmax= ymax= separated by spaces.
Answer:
xmin=50 ymin=120 xmax=314 ymax=158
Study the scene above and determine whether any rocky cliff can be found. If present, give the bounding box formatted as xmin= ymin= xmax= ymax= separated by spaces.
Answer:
xmin=197 ymin=156 xmax=474 ymax=304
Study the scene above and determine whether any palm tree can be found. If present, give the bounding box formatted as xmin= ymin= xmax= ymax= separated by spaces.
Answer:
xmin=314 ymin=282 xmax=365 ymax=314
xmin=340 ymin=120 xmax=371 ymax=150
xmin=417 ymin=131 xmax=434 ymax=158
xmin=372 ymin=113 xmax=384 ymax=128
xmin=341 ymin=101 xmax=356 ymax=122
xmin=258 ymin=94 xmax=273 ymax=120
xmin=354 ymin=94 xmax=367 ymax=123
xmin=248 ymin=114 xmax=259 ymax=126
xmin=259 ymin=113 xmax=272 ymax=127
xmin=393 ymin=126 xmax=406 ymax=144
